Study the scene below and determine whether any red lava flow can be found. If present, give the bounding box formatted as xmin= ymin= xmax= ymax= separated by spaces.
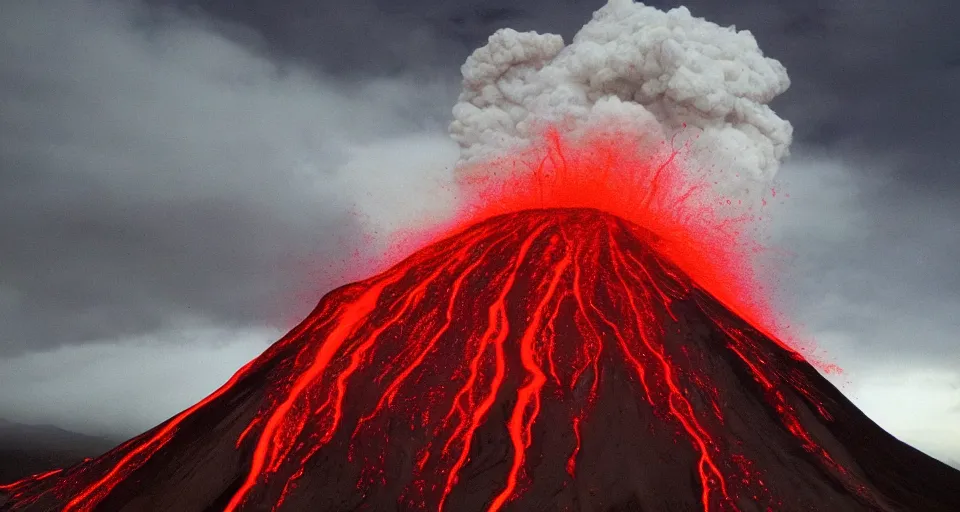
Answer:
xmin=8 ymin=126 xmax=949 ymax=512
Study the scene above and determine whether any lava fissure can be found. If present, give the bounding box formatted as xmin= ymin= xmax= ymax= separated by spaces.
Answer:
xmin=606 ymin=234 xmax=733 ymax=511
xmin=438 ymin=221 xmax=551 ymax=511
xmin=491 ymin=239 xmax=571 ymax=510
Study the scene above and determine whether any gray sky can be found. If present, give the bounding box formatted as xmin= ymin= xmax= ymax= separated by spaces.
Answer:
xmin=0 ymin=0 xmax=957 ymax=466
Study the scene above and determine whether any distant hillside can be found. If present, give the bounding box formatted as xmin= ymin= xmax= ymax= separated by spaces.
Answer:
xmin=0 ymin=419 xmax=117 ymax=483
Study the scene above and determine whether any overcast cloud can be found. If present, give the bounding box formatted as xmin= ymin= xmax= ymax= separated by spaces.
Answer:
xmin=0 ymin=0 xmax=957 ymax=468
xmin=0 ymin=0 xmax=458 ymax=356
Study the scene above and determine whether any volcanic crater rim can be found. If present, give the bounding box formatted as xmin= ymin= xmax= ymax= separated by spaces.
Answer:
xmin=470 ymin=207 xmax=661 ymax=245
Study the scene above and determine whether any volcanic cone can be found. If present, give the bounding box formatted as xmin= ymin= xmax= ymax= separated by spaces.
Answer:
xmin=2 ymin=208 xmax=958 ymax=512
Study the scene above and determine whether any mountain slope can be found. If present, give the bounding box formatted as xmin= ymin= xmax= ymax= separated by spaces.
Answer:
xmin=0 ymin=420 xmax=115 ymax=483
xmin=3 ymin=208 xmax=958 ymax=512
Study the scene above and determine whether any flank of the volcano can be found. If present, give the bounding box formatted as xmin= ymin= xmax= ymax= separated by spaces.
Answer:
xmin=2 ymin=208 xmax=959 ymax=512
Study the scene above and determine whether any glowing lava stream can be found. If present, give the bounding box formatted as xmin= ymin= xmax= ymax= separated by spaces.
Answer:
xmin=4 ymin=207 xmax=882 ymax=512
xmin=202 ymin=208 xmax=853 ymax=512
xmin=8 ymin=126 xmax=960 ymax=511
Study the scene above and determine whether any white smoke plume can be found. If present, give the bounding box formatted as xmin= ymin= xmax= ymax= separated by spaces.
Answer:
xmin=450 ymin=0 xmax=793 ymax=201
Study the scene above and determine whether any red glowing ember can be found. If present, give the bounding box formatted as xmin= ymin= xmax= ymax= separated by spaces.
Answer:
xmin=2 ymin=129 xmax=958 ymax=512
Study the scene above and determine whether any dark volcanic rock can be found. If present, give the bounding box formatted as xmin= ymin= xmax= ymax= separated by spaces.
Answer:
xmin=3 ymin=208 xmax=959 ymax=512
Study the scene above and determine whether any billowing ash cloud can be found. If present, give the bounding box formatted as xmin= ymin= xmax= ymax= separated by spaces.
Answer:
xmin=449 ymin=0 xmax=793 ymax=200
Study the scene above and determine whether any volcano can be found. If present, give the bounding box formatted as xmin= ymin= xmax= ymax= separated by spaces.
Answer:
xmin=2 ymin=208 xmax=958 ymax=512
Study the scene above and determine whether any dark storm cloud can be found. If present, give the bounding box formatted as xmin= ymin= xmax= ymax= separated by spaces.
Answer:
xmin=154 ymin=0 xmax=597 ymax=76
xmin=769 ymin=150 xmax=960 ymax=370
xmin=0 ymin=0 xmax=456 ymax=356
xmin=168 ymin=0 xmax=960 ymax=182
xmin=664 ymin=0 xmax=960 ymax=187
xmin=1 ymin=0 xmax=957 ymax=462
xmin=158 ymin=0 xmax=960 ymax=357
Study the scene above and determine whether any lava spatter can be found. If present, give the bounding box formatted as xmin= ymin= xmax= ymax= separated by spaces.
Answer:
xmin=5 ymin=208 xmax=959 ymax=512
xmin=3 ymin=129 xmax=960 ymax=512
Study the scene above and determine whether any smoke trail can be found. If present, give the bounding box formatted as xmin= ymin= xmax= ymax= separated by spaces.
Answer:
xmin=449 ymin=0 xmax=792 ymax=202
